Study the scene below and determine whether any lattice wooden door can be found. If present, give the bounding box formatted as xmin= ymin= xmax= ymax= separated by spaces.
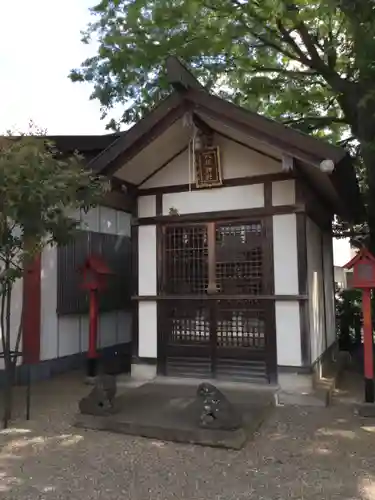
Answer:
xmin=159 ymin=221 xmax=269 ymax=382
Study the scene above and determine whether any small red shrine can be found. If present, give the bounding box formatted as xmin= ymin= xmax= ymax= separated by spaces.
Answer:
xmin=80 ymin=255 xmax=112 ymax=292
xmin=79 ymin=255 xmax=113 ymax=378
xmin=344 ymin=248 xmax=375 ymax=403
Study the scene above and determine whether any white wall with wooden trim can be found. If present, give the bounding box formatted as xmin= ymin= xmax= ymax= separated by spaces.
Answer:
xmin=140 ymin=134 xmax=281 ymax=189
xmin=275 ymin=302 xmax=301 ymax=366
xmin=40 ymin=206 xmax=132 ymax=361
xmin=307 ymin=217 xmax=326 ymax=363
xmin=135 ymin=134 xmax=337 ymax=376
xmin=272 ymin=180 xmax=295 ymax=206
xmin=273 ymin=214 xmax=299 ymax=295
xmin=137 ymin=224 xmax=157 ymax=359
xmin=273 ymin=213 xmax=301 ymax=366
xmin=137 ymin=178 xmax=295 ymax=221
xmin=162 ymin=184 xmax=264 ymax=215
xmin=138 ymin=196 xmax=156 ymax=218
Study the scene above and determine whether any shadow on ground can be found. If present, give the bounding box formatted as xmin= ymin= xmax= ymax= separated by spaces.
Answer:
xmin=0 ymin=369 xmax=375 ymax=499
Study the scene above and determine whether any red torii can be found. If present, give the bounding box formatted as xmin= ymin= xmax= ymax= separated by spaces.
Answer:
xmin=344 ymin=248 xmax=375 ymax=403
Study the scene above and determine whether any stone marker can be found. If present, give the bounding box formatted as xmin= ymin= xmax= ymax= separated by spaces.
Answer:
xmin=79 ymin=374 xmax=118 ymax=416
xmin=196 ymin=382 xmax=242 ymax=430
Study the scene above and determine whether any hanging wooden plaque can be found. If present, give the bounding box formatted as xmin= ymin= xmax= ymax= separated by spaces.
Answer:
xmin=195 ymin=146 xmax=222 ymax=188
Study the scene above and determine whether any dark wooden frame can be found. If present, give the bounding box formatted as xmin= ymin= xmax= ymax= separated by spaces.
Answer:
xmin=320 ymin=231 xmax=329 ymax=352
xmin=296 ymin=213 xmax=310 ymax=366
xmin=131 ymin=202 xmax=139 ymax=359
xmin=136 ymin=204 xmax=304 ymax=226
xmin=154 ymin=212 xmax=278 ymax=382
xmin=296 ymin=180 xmax=311 ymax=366
xmin=263 ymin=181 xmax=277 ymax=382
xmin=134 ymin=294 xmax=308 ymax=301
xmin=138 ymin=172 xmax=293 ymax=196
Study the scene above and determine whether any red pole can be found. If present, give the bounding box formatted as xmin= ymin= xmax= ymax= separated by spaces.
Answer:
xmin=87 ymin=289 xmax=99 ymax=378
xmin=362 ymin=289 xmax=374 ymax=402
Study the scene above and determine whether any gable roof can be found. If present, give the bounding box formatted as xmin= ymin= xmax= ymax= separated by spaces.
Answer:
xmin=88 ymin=87 xmax=348 ymax=176
xmin=86 ymin=57 xmax=362 ymax=222
xmin=343 ymin=248 xmax=375 ymax=270
xmin=47 ymin=133 xmax=121 ymax=158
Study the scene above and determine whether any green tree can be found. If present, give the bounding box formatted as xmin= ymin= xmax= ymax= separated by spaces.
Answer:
xmin=0 ymin=124 xmax=105 ymax=428
xmin=70 ymin=0 xmax=374 ymax=241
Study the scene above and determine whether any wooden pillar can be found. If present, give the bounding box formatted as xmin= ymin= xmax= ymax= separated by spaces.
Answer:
xmin=87 ymin=289 xmax=99 ymax=378
xmin=362 ymin=289 xmax=374 ymax=402
xmin=22 ymin=255 xmax=41 ymax=364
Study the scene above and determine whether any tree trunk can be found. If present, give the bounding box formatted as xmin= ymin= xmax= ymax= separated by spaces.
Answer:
xmin=357 ymin=96 xmax=375 ymax=252
xmin=2 ymin=282 xmax=13 ymax=429
xmin=363 ymin=143 xmax=375 ymax=252
xmin=3 ymin=362 xmax=15 ymax=429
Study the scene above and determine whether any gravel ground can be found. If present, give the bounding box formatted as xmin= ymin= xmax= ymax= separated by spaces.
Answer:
xmin=0 ymin=371 xmax=375 ymax=500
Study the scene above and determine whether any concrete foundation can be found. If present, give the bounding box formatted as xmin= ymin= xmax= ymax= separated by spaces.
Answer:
xmin=131 ymin=363 xmax=157 ymax=381
xmin=278 ymin=372 xmax=313 ymax=392
xmin=75 ymin=382 xmax=273 ymax=450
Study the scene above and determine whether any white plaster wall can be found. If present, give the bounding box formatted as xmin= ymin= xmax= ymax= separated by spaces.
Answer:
xmin=138 ymin=302 xmax=157 ymax=358
xmin=40 ymin=245 xmax=59 ymax=361
xmin=137 ymin=224 xmax=157 ymax=359
xmin=138 ymin=196 xmax=156 ymax=218
xmin=307 ymin=217 xmax=326 ymax=363
xmin=273 ymin=214 xmax=301 ymax=367
xmin=140 ymin=134 xmax=281 ymax=189
xmin=272 ymin=180 xmax=295 ymax=206
xmin=138 ymin=225 xmax=157 ymax=295
xmin=275 ymin=302 xmax=301 ymax=366
xmin=40 ymin=206 xmax=132 ymax=361
xmin=162 ymin=184 xmax=264 ymax=216
xmin=273 ymin=214 xmax=299 ymax=295
xmin=323 ymin=231 xmax=336 ymax=347
xmin=0 ymin=277 xmax=23 ymax=369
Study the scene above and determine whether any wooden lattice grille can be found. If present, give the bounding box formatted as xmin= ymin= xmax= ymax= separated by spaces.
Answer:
xmin=160 ymin=219 xmax=270 ymax=380
xmin=215 ymin=222 xmax=263 ymax=295
xmin=163 ymin=300 xmax=265 ymax=350
xmin=163 ymin=225 xmax=208 ymax=294
xmin=168 ymin=302 xmax=210 ymax=344
xmin=216 ymin=299 xmax=265 ymax=349
xmin=162 ymin=221 xmax=264 ymax=295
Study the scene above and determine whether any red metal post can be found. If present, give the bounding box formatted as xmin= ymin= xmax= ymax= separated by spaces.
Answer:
xmin=362 ymin=289 xmax=374 ymax=402
xmin=87 ymin=289 xmax=99 ymax=378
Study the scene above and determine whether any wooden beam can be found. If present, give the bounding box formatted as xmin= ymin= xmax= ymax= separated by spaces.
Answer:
xmin=132 ymin=294 xmax=308 ymax=301
xmin=296 ymin=182 xmax=311 ymax=366
xmin=139 ymin=172 xmax=293 ymax=196
xmin=101 ymin=190 xmax=135 ymax=213
xmin=136 ymin=204 xmax=304 ymax=226
xmin=137 ymin=146 xmax=188 ymax=188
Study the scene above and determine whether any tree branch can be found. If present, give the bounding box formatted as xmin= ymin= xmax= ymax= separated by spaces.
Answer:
xmin=283 ymin=116 xmax=348 ymax=126
xmin=245 ymin=66 xmax=317 ymax=77
xmin=276 ymin=19 xmax=313 ymax=67
xmin=220 ymin=0 xmax=314 ymax=67
xmin=281 ymin=3 xmax=353 ymax=94
xmin=338 ymin=135 xmax=356 ymax=146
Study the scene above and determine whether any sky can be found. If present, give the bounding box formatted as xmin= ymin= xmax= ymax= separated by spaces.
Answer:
xmin=333 ymin=238 xmax=353 ymax=267
xmin=0 ymin=0 xmax=108 ymax=135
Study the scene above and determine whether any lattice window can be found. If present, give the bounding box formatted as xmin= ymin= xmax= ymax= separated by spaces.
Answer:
xmin=169 ymin=303 xmax=210 ymax=344
xmin=216 ymin=300 xmax=265 ymax=349
xmin=163 ymin=225 xmax=208 ymax=294
xmin=215 ymin=222 xmax=263 ymax=294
